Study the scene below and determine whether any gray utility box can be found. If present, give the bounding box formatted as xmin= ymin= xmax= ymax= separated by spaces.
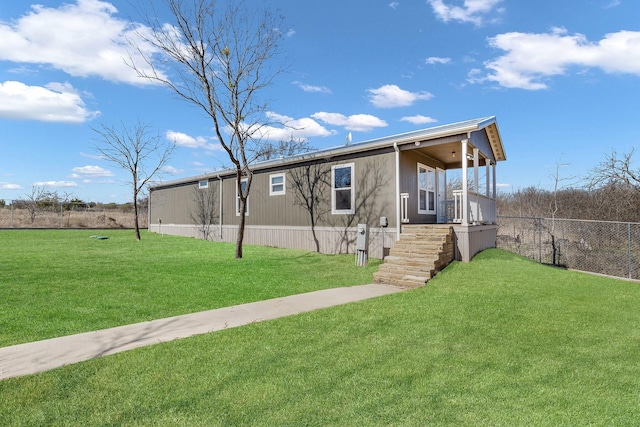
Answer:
xmin=356 ymin=223 xmax=369 ymax=251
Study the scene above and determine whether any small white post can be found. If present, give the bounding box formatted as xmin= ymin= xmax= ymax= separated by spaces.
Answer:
xmin=474 ymin=148 xmax=479 ymax=224
xmin=461 ymin=140 xmax=469 ymax=226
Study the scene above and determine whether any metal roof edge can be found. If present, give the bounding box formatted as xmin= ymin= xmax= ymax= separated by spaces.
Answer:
xmin=149 ymin=116 xmax=500 ymax=190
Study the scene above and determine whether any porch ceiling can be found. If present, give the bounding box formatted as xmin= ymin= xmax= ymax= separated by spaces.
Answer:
xmin=408 ymin=142 xmax=492 ymax=169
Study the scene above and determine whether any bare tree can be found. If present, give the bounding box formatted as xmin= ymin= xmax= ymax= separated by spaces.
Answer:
xmin=129 ymin=0 xmax=285 ymax=258
xmin=256 ymin=137 xmax=314 ymax=162
xmin=189 ymin=185 xmax=219 ymax=240
xmin=93 ymin=122 xmax=174 ymax=240
xmin=590 ymin=148 xmax=640 ymax=193
xmin=289 ymin=162 xmax=331 ymax=252
xmin=548 ymin=162 xmax=578 ymax=265
xmin=23 ymin=185 xmax=54 ymax=224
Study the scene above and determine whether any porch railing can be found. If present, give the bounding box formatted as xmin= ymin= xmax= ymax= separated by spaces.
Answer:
xmin=451 ymin=190 xmax=496 ymax=225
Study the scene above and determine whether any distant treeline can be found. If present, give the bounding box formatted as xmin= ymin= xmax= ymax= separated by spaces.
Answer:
xmin=497 ymin=182 xmax=640 ymax=223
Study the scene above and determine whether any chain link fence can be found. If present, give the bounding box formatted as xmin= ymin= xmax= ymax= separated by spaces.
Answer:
xmin=0 ymin=200 xmax=148 ymax=229
xmin=497 ymin=216 xmax=640 ymax=280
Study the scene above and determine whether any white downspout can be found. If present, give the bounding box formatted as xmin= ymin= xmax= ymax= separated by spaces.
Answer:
xmin=394 ymin=142 xmax=401 ymax=241
xmin=461 ymin=139 xmax=469 ymax=226
xmin=217 ymin=174 xmax=223 ymax=240
xmin=473 ymin=147 xmax=479 ymax=224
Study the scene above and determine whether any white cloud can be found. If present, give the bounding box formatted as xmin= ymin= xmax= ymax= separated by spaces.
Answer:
xmin=400 ymin=115 xmax=438 ymax=125
xmin=367 ymin=84 xmax=433 ymax=108
xmin=256 ymin=112 xmax=336 ymax=140
xmin=71 ymin=165 xmax=113 ymax=177
xmin=0 ymin=81 xmax=100 ymax=122
xmin=311 ymin=112 xmax=388 ymax=132
xmin=426 ymin=56 xmax=451 ymax=65
xmin=80 ymin=151 xmax=104 ymax=160
xmin=165 ymin=130 xmax=224 ymax=151
xmin=292 ymin=81 xmax=332 ymax=94
xmin=604 ymin=0 xmax=621 ymax=9
xmin=0 ymin=183 xmax=23 ymax=190
xmin=482 ymin=28 xmax=640 ymax=90
xmin=428 ymin=0 xmax=504 ymax=26
xmin=0 ymin=0 xmax=165 ymax=85
xmin=33 ymin=181 xmax=78 ymax=188
xmin=161 ymin=165 xmax=183 ymax=175
xmin=389 ymin=2 xmax=400 ymax=9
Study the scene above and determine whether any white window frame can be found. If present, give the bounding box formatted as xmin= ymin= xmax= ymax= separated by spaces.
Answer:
xmin=331 ymin=163 xmax=355 ymax=215
xmin=269 ymin=173 xmax=286 ymax=196
xmin=198 ymin=179 xmax=209 ymax=189
xmin=418 ymin=163 xmax=436 ymax=215
xmin=235 ymin=178 xmax=249 ymax=216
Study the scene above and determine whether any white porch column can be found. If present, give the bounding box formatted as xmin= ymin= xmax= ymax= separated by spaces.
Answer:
xmin=473 ymin=147 xmax=479 ymax=224
xmin=492 ymin=162 xmax=497 ymax=199
xmin=485 ymin=160 xmax=490 ymax=198
xmin=461 ymin=139 xmax=469 ymax=226
xmin=492 ymin=162 xmax=497 ymax=223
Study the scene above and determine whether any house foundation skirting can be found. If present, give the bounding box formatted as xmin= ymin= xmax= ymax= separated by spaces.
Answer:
xmin=451 ymin=224 xmax=498 ymax=262
xmin=148 ymin=224 xmax=397 ymax=259
xmin=148 ymin=223 xmax=497 ymax=262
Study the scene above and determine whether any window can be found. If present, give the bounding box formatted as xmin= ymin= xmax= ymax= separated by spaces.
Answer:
xmin=198 ymin=179 xmax=209 ymax=189
xmin=269 ymin=173 xmax=285 ymax=196
xmin=332 ymin=163 xmax=354 ymax=214
xmin=236 ymin=178 xmax=249 ymax=216
xmin=418 ymin=163 xmax=436 ymax=214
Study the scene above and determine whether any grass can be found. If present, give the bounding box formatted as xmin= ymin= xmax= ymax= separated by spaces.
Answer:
xmin=2 ymin=248 xmax=640 ymax=425
xmin=0 ymin=229 xmax=381 ymax=346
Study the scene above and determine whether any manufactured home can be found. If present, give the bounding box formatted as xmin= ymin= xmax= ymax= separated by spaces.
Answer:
xmin=149 ymin=116 xmax=506 ymax=281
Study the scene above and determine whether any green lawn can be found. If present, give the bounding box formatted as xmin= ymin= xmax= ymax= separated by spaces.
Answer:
xmin=2 ymin=248 xmax=639 ymax=425
xmin=0 ymin=229 xmax=381 ymax=346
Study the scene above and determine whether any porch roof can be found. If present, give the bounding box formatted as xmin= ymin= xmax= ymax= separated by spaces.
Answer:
xmin=151 ymin=116 xmax=506 ymax=189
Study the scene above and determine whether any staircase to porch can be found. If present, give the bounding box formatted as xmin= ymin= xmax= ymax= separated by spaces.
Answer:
xmin=373 ymin=225 xmax=455 ymax=288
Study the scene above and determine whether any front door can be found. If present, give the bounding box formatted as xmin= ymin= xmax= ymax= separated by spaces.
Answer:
xmin=437 ymin=168 xmax=446 ymax=223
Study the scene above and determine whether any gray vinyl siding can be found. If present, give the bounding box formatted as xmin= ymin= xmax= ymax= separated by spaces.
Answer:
xmin=398 ymin=150 xmax=442 ymax=224
xmin=223 ymin=149 xmax=397 ymax=229
xmin=150 ymin=181 xmax=199 ymax=226
xmin=469 ymin=128 xmax=495 ymax=163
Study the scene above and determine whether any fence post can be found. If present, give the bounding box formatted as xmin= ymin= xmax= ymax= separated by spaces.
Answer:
xmin=538 ymin=217 xmax=542 ymax=263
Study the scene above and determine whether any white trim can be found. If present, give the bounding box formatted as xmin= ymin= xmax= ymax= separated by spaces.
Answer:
xmin=437 ymin=168 xmax=446 ymax=224
xmin=269 ymin=173 xmax=286 ymax=196
xmin=198 ymin=179 xmax=209 ymax=189
xmin=461 ymin=139 xmax=469 ymax=226
xmin=235 ymin=178 xmax=249 ymax=216
xmin=331 ymin=163 xmax=355 ymax=215
xmin=417 ymin=163 xmax=436 ymax=215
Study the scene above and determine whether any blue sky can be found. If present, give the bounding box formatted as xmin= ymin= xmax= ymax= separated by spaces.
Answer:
xmin=1 ymin=0 xmax=639 ymax=203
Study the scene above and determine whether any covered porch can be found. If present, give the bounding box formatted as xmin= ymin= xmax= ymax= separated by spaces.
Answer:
xmin=392 ymin=117 xmax=506 ymax=261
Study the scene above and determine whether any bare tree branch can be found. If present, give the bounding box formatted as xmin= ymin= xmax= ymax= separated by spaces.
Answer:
xmin=128 ymin=0 xmax=285 ymax=258
xmin=93 ymin=121 xmax=175 ymax=240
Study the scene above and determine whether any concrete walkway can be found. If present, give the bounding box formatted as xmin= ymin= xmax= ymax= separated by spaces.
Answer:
xmin=0 ymin=284 xmax=402 ymax=381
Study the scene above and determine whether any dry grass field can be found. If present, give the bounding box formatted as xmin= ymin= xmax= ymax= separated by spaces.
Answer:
xmin=0 ymin=206 xmax=148 ymax=229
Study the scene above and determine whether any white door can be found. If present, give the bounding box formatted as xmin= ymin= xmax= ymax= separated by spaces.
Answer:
xmin=437 ymin=168 xmax=446 ymax=223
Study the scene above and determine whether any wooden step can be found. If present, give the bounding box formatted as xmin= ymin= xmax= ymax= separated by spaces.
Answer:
xmin=372 ymin=271 xmax=428 ymax=288
xmin=374 ymin=225 xmax=454 ymax=288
